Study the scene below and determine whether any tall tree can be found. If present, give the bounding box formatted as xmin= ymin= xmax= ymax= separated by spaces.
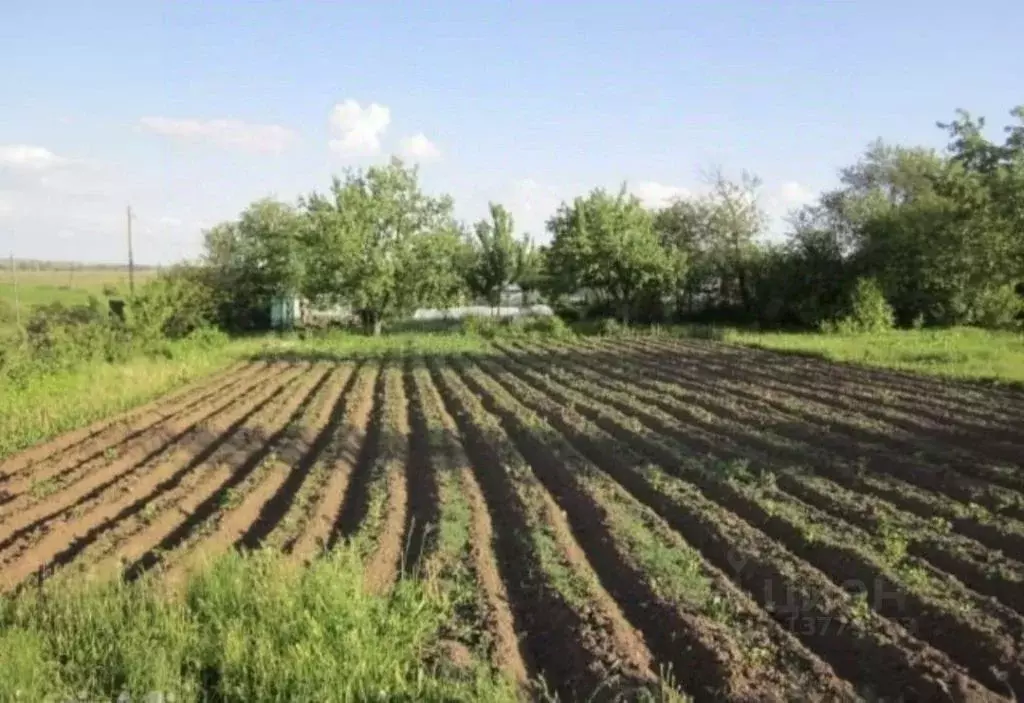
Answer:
xmin=201 ymin=198 xmax=304 ymax=330
xmin=466 ymin=203 xmax=524 ymax=313
xmin=546 ymin=187 xmax=672 ymax=324
xmin=301 ymin=158 xmax=464 ymax=335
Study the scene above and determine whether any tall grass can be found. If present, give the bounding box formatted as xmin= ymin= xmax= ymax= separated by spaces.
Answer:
xmin=723 ymin=326 xmax=1024 ymax=386
xmin=0 ymin=549 xmax=517 ymax=701
xmin=0 ymin=336 xmax=266 ymax=459
xmin=258 ymin=329 xmax=495 ymax=361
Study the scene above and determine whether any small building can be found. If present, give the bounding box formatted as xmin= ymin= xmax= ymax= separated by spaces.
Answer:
xmin=270 ymin=295 xmax=302 ymax=329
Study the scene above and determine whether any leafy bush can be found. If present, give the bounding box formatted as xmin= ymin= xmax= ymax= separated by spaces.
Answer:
xmin=0 ymin=299 xmax=16 ymax=325
xmin=832 ymin=278 xmax=896 ymax=334
xmin=131 ymin=265 xmax=219 ymax=341
xmin=460 ymin=313 xmax=502 ymax=338
xmin=968 ymin=284 xmax=1023 ymax=330
xmin=597 ymin=318 xmax=624 ymax=336
xmin=459 ymin=313 xmax=571 ymax=339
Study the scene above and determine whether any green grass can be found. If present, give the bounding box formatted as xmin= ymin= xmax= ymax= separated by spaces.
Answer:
xmin=0 ymin=548 xmax=517 ymax=702
xmin=0 ymin=269 xmax=156 ymax=306
xmin=259 ymin=329 xmax=494 ymax=361
xmin=721 ymin=327 xmax=1024 ymax=386
xmin=0 ymin=336 xmax=266 ymax=460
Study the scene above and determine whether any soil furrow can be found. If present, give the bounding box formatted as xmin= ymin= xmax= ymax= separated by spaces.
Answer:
xmin=0 ymin=367 xmax=275 ymax=541
xmin=640 ymin=337 xmax=1024 ymax=455
xmin=556 ymin=339 xmax=1024 ymax=518
xmin=161 ymin=365 xmax=342 ymax=583
xmin=664 ymin=337 xmax=1024 ymax=420
xmin=2 ymin=365 xmax=307 ymax=590
xmin=535 ymin=339 xmax=1024 ymax=558
xmin=504 ymin=343 xmax=1024 ymax=687
xmin=0 ymin=361 xmax=260 ymax=488
xmin=522 ymin=340 xmax=1024 ymax=561
xmin=410 ymin=361 xmax=531 ymax=687
xmin=0 ymin=362 xmax=256 ymax=482
xmin=332 ymin=362 xmax=386 ymax=545
xmin=402 ymin=357 xmax=441 ymax=573
xmin=463 ymin=355 xmax=856 ymax=701
xmin=495 ymin=346 xmax=1005 ymax=700
xmin=290 ymin=363 xmax=379 ymax=561
xmin=626 ymin=338 xmax=1024 ymax=494
xmin=120 ymin=366 xmax=329 ymax=580
xmin=235 ymin=365 xmax=355 ymax=550
xmin=362 ymin=363 xmax=410 ymax=594
xmin=256 ymin=364 xmax=360 ymax=552
xmin=430 ymin=359 xmax=658 ymax=701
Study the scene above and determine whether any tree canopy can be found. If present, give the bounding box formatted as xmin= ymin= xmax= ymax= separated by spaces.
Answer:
xmin=191 ymin=104 xmax=1024 ymax=334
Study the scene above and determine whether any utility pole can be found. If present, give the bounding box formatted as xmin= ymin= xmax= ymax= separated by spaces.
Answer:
xmin=126 ymin=205 xmax=136 ymax=297
xmin=9 ymin=253 xmax=20 ymax=328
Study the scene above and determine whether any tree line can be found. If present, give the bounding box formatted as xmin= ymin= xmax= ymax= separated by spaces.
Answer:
xmin=160 ymin=105 xmax=1024 ymax=336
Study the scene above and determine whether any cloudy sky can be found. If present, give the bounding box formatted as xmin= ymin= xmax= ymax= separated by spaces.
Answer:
xmin=1 ymin=1 xmax=1021 ymax=264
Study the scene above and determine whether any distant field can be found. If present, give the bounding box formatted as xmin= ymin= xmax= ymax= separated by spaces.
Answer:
xmin=725 ymin=327 xmax=1024 ymax=386
xmin=0 ymin=268 xmax=157 ymax=310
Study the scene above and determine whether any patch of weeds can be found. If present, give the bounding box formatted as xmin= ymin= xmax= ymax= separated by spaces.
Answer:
xmin=876 ymin=519 xmax=909 ymax=566
xmin=849 ymin=591 xmax=872 ymax=625
xmin=714 ymin=458 xmax=752 ymax=482
xmin=219 ymin=487 xmax=244 ymax=511
xmin=29 ymin=478 xmax=60 ymax=499
xmin=104 ymin=446 xmax=119 ymax=462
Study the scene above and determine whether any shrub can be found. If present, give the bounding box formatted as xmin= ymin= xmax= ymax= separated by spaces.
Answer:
xmin=131 ymin=265 xmax=219 ymax=341
xmin=969 ymin=284 xmax=1023 ymax=330
xmin=459 ymin=313 xmax=571 ymax=339
xmin=0 ymin=299 xmax=16 ymax=325
xmin=460 ymin=313 xmax=502 ymax=338
xmin=597 ymin=318 xmax=624 ymax=337
xmin=834 ymin=278 xmax=895 ymax=334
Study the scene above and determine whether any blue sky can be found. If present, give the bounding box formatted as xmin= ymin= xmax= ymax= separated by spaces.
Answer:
xmin=1 ymin=1 xmax=1020 ymax=264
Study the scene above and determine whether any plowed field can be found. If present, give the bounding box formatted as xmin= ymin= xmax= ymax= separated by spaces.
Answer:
xmin=3 ymin=339 xmax=1023 ymax=701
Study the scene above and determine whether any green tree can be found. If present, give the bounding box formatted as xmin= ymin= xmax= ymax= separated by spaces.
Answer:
xmin=465 ymin=203 xmax=525 ymax=313
xmin=546 ymin=187 xmax=671 ymax=324
xmin=202 ymin=199 xmax=304 ymax=330
xmin=301 ymin=158 xmax=464 ymax=335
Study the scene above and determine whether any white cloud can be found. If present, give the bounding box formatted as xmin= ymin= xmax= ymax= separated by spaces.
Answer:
xmin=631 ymin=181 xmax=690 ymax=208
xmin=398 ymin=132 xmax=441 ymax=162
xmin=779 ymin=181 xmax=814 ymax=205
xmin=0 ymin=194 xmax=13 ymax=217
xmin=138 ymin=117 xmax=296 ymax=153
xmin=158 ymin=216 xmax=183 ymax=227
xmin=329 ymin=100 xmax=391 ymax=155
xmin=0 ymin=144 xmax=68 ymax=170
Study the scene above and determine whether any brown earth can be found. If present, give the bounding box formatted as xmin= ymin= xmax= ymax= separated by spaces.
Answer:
xmin=3 ymin=339 xmax=1023 ymax=701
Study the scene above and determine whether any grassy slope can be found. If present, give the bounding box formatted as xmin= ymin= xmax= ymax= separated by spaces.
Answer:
xmin=0 ymin=337 xmax=266 ymax=459
xmin=723 ymin=327 xmax=1024 ymax=386
xmin=0 ymin=549 xmax=516 ymax=702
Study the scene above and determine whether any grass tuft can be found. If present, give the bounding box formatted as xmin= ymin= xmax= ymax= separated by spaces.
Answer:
xmin=0 ymin=548 xmax=518 ymax=702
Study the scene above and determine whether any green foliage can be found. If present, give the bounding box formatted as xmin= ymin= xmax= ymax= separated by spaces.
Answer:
xmin=0 ymin=549 xmax=516 ymax=702
xmin=726 ymin=326 xmax=1024 ymax=386
xmin=834 ymin=278 xmax=895 ymax=333
xmin=547 ymin=186 xmax=675 ymax=323
xmin=203 ymin=198 xmax=306 ymax=331
xmin=131 ymin=265 xmax=219 ymax=341
xmin=301 ymin=158 xmax=467 ymax=335
xmin=465 ymin=203 xmax=529 ymax=309
xmin=0 ymin=334 xmax=259 ymax=459
xmin=459 ymin=313 xmax=571 ymax=340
